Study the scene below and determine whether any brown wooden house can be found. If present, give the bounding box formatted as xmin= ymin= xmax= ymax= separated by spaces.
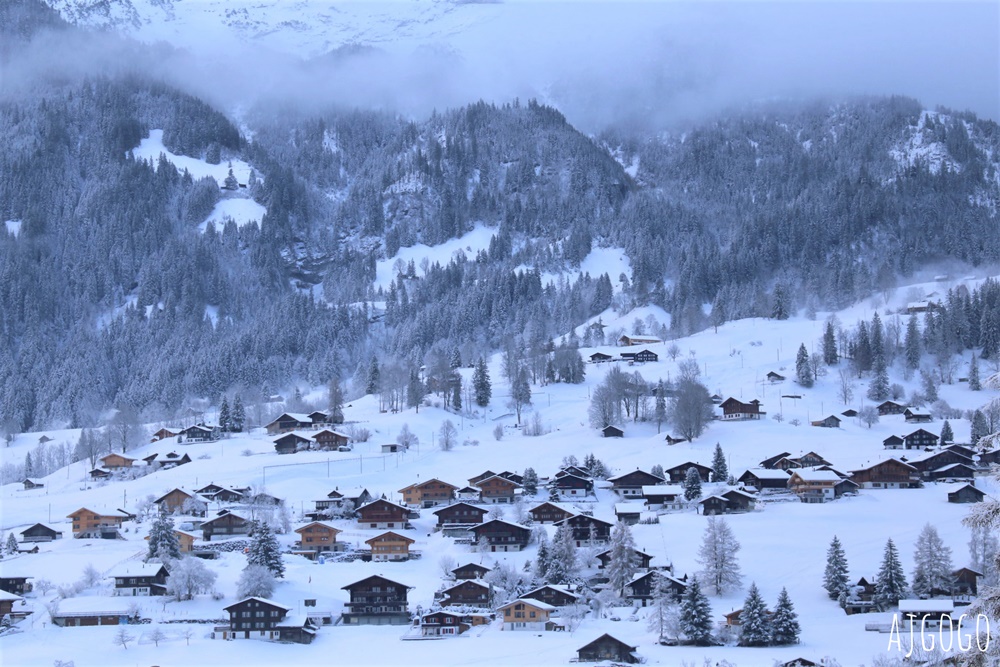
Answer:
xmin=264 ymin=412 xmax=314 ymax=435
xmin=601 ymin=425 xmax=625 ymax=438
xmin=904 ymin=408 xmax=933 ymax=423
xmin=144 ymin=529 xmax=197 ymax=554
xmin=452 ymin=563 xmax=491 ymax=580
xmin=420 ymin=610 xmax=474 ymax=636
xmin=150 ymin=427 xmax=178 ymax=442
xmin=529 ymin=502 xmax=576 ymax=524
xmin=849 ymin=458 xmax=920 ymax=489
xmin=19 ymin=523 xmax=62 ymax=542
xmin=22 ymin=478 xmax=44 ymax=490
xmin=498 ymin=598 xmax=556 ymax=631
xmin=154 ymin=488 xmax=207 ymax=515
xmin=475 ymin=475 xmax=522 ymax=504
xmin=737 ymin=468 xmax=791 ymax=490
xmin=218 ymin=597 xmax=316 ymax=643
xmin=903 ymin=429 xmax=940 ymax=450
xmin=0 ymin=590 xmax=22 ymax=617
xmin=720 ymin=397 xmax=764 ymax=420
xmin=470 ymin=519 xmax=531 ymax=552
xmin=440 ymin=579 xmax=491 ymax=607
xmin=399 ymin=478 xmax=458 ymax=507
xmin=273 ymin=432 xmax=312 ymax=454
xmin=67 ymin=508 xmax=128 ymax=538
xmin=665 ymin=462 xmax=712 ymax=484
xmin=883 ymin=435 xmax=905 ymax=449
xmin=550 ymin=473 xmax=594 ymax=497
xmin=522 ymin=584 xmax=581 ymax=607
xmin=0 ymin=577 xmax=32 ymax=595
xmin=577 ymin=634 xmax=639 ymax=663
xmin=98 ymin=453 xmax=136 ymax=470
xmin=596 ymin=547 xmax=653 ymax=570
xmin=554 ymin=515 xmax=613 ymax=546
xmin=948 ymin=484 xmax=985 ymax=503
xmin=357 ymin=498 xmax=410 ymax=530
xmin=200 ymin=510 xmax=250 ymax=541
xmin=312 ymin=429 xmax=349 ymax=450
xmin=341 ymin=575 xmax=412 ymax=625
xmin=366 ymin=531 xmax=416 ymax=561
xmin=294 ymin=521 xmax=341 ymax=555
xmin=624 ymin=571 xmax=687 ymax=606
xmin=876 ymin=401 xmax=906 ymax=416
xmin=109 ymin=562 xmax=169 ymax=596
xmin=607 ymin=469 xmax=664 ymax=497
xmin=432 ymin=502 xmax=487 ymax=528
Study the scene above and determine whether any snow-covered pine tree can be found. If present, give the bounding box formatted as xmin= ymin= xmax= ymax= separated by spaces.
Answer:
xmin=407 ymin=368 xmax=425 ymax=412
xmin=646 ymin=573 xmax=680 ymax=640
xmin=679 ymin=576 xmax=714 ymax=645
xmin=232 ymin=396 xmax=246 ymax=432
xmin=911 ymin=523 xmax=954 ymax=598
xmin=473 ymin=357 xmax=492 ymax=407
xmin=823 ymin=535 xmax=850 ymax=600
xmin=218 ymin=396 xmax=231 ymax=432
xmin=654 ymin=380 xmax=667 ymax=433
xmin=969 ymin=524 xmax=1000 ymax=587
xmin=451 ymin=377 xmax=462 ymax=411
xmin=770 ymin=587 xmax=801 ymax=645
xmin=247 ymin=521 xmax=284 ymax=578
xmin=905 ymin=314 xmax=922 ymax=371
xmin=605 ymin=521 xmax=640 ymax=594
xmin=941 ymin=420 xmax=954 ymax=444
xmin=921 ymin=368 xmax=939 ymax=402
xmin=5 ymin=532 xmax=18 ymax=555
xmin=823 ymin=320 xmax=838 ymax=365
xmin=962 ymin=466 xmax=1000 ymax=666
xmin=738 ymin=582 xmax=771 ymax=647
xmin=867 ymin=348 xmax=890 ymax=402
xmin=711 ymin=443 xmax=728 ymax=482
xmin=971 ymin=410 xmax=990 ymax=447
xmin=534 ymin=531 xmax=550 ymax=582
xmin=796 ymin=343 xmax=814 ymax=388
xmin=328 ymin=379 xmax=345 ymax=423
xmin=697 ymin=516 xmax=743 ymax=595
xmin=874 ymin=538 xmax=908 ymax=609
xmin=969 ymin=353 xmax=982 ymax=391
xmin=522 ymin=467 xmax=538 ymax=495
xmin=547 ymin=523 xmax=578 ymax=584
xmin=683 ymin=467 xmax=702 ymax=501
xmin=237 ymin=563 xmax=276 ymax=599
xmin=365 ymin=356 xmax=380 ymax=395
xmin=146 ymin=514 xmax=180 ymax=562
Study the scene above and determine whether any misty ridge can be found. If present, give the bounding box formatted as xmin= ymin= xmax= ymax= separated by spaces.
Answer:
xmin=0 ymin=0 xmax=999 ymax=433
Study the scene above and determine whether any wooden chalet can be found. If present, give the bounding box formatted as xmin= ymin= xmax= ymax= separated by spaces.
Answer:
xmin=555 ymin=465 xmax=591 ymax=480
xmin=529 ymin=502 xmax=576 ymax=524
xmin=907 ymin=449 xmax=974 ymax=478
xmin=452 ymin=562 xmax=491 ymax=580
xmin=273 ymin=432 xmax=313 ymax=455
xmin=50 ymin=597 xmax=138 ymax=627
xmin=366 ymin=531 xmax=416 ymax=562
xmin=468 ymin=470 xmax=496 ymax=486
xmin=357 ymin=498 xmax=410 ymax=530
xmin=67 ymin=508 xmax=128 ymax=538
xmin=787 ymin=470 xmax=858 ymax=503
xmin=433 ymin=502 xmax=487 ymax=528
xmin=196 ymin=483 xmax=246 ymax=503
xmin=811 ymin=415 xmax=841 ymax=428
xmin=109 ymin=562 xmax=169 ymax=596
xmin=0 ymin=576 xmax=32 ymax=595
xmin=474 ymin=475 xmax=522 ymax=504
xmin=928 ymin=463 xmax=977 ymax=481
xmin=945 ymin=444 xmax=977 ymax=458
xmin=759 ymin=452 xmax=793 ymax=469
xmin=699 ymin=489 xmax=756 ymax=514
xmin=554 ymin=514 xmax=613 ymax=547
xmin=264 ymin=412 xmax=316 ymax=435
xmin=98 ymin=453 xmax=136 ymax=470
xmin=0 ymin=590 xmax=22 ymax=618
xmin=608 ymin=469 xmax=665 ymax=497
xmin=614 ymin=503 xmax=643 ymax=525
xmin=341 ymin=575 xmax=412 ymax=625
xmin=618 ymin=334 xmax=661 ymax=347
xmin=218 ymin=597 xmax=316 ymax=643
xmin=312 ymin=429 xmax=349 ymax=450
xmin=144 ymin=529 xmax=197 ymax=554
xmin=440 ymin=580 xmax=490 ymax=607
xmin=766 ymin=371 xmax=786 ymax=383
xmin=904 ymin=408 xmax=933 ymax=424
xmin=419 ymin=610 xmax=474 ymax=636
xmin=522 ymin=584 xmax=580 ymax=607
xmin=737 ymin=468 xmax=791 ymax=491
xmin=621 ymin=349 xmax=658 ymax=363
xmin=294 ymin=522 xmax=341 ymax=555
xmin=454 ymin=485 xmax=481 ymax=501
xmin=903 ymin=429 xmax=939 ymax=450
xmin=596 ymin=547 xmax=653 ymax=570
xmin=949 ymin=484 xmax=985 ymax=503
xmin=200 ymin=510 xmax=250 ymax=541
xmin=842 ymin=408 xmax=859 ymax=417
xmin=550 ymin=473 xmax=594 ymax=497
xmin=22 ymin=478 xmax=44 ymax=490
xmin=977 ymin=449 xmax=1000 ymax=466
xmin=399 ymin=478 xmax=458 ymax=507
xmin=470 ymin=519 xmax=531 ymax=552
xmin=589 ymin=352 xmax=613 ymax=363
xmin=179 ymin=424 xmax=216 ymax=442
xmin=577 ymin=634 xmax=639 ymax=664
xmin=849 ymin=459 xmax=920 ymax=489
xmin=665 ymin=462 xmax=712 ymax=484
xmin=601 ymin=425 xmax=625 ymax=438
xmin=883 ymin=435 xmax=905 ymax=450
xmin=876 ymin=401 xmax=907 ymax=416
xmin=150 ymin=427 xmax=178 ymax=442
xmin=664 ymin=434 xmax=687 ymax=445
xmin=795 ymin=452 xmax=831 ymax=467
xmin=952 ymin=567 xmax=983 ymax=597
xmin=624 ymin=571 xmax=687 ymax=606
xmin=719 ymin=397 xmax=764 ymax=420
xmin=641 ymin=485 xmax=685 ymax=511
xmin=19 ymin=523 xmax=62 ymax=542
xmin=498 ymin=598 xmax=556 ymax=631
xmin=143 ymin=451 xmax=191 ymax=469
xmin=315 ymin=487 xmax=372 ymax=514
xmin=154 ymin=488 xmax=207 ymax=515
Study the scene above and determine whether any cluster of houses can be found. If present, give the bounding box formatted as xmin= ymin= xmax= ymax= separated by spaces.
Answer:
xmin=261 ymin=412 xmax=353 ymax=455
xmin=88 ymin=450 xmax=193 ymax=481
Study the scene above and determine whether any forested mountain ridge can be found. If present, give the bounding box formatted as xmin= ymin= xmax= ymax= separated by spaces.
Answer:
xmin=1 ymin=1 xmax=998 ymax=434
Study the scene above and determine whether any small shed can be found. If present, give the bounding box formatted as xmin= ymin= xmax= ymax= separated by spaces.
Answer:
xmin=577 ymin=633 xmax=639 ymax=663
xmin=602 ymin=425 xmax=624 ymax=438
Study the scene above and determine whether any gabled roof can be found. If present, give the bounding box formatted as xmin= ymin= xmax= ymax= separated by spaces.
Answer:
xmin=365 ymin=531 xmax=415 ymax=545
xmin=577 ymin=633 xmax=637 ymax=654
xmin=788 ymin=469 xmax=844 ymax=483
xmin=19 ymin=522 xmax=60 ymax=536
xmin=223 ymin=597 xmax=292 ymax=613
xmin=273 ymin=431 xmax=314 ymax=444
xmin=294 ymin=521 xmax=341 ymax=534
xmin=555 ymin=514 xmax=614 ymax=528
xmin=523 ymin=584 xmax=580 ymax=600
xmin=200 ymin=511 xmax=249 ymax=526
xmin=474 ymin=474 xmax=522 ymax=489
xmin=665 ymin=461 xmax=712 ymax=473
xmin=432 ymin=502 xmax=486 ymax=516
xmin=341 ymin=575 xmax=413 ymax=591
xmin=759 ymin=452 xmax=792 ymax=468
xmin=497 ymin=597 xmax=556 ymax=612
xmin=452 ymin=562 xmax=491 ymax=575
xmin=850 ymin=458 xmax=918 ymax=473
xmin=107 ymin=562 xmax=168 ymax=578
xmin=399 ymin=478 xmax=459 ymax=493
xmin=313 ymin=428 xmax=350 ymax=439
xmin=739 ymin=468 xmax=792 ymax=481
xmin=641 ymin=484 xmax=684 ymax=496
xmin=357 ymin=498 xmax=409 ymax=513
xmin=607 ymin=469 xmax=665 ymax=484
xmin=442 ymin=579 xmax=490 ymax=593
xmin=472 ymin=518 xmax=531 ymax=532
xmin=265 ymin=412 xmax=313 ymax=425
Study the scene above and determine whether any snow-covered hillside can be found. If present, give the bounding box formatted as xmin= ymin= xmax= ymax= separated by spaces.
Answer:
xmin=2 ymin=282 xmax=998 ymax=666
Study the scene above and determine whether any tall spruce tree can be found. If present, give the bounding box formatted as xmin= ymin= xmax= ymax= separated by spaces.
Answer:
xmin=473 ymin=357 xmax=492 ymax=407
xmin=971 ymin=410 xmax=990 ymax=446
xmin=679 ymin=576 xmax=714 ymax=645
xmin=218 ymin=396 xmax=231 ymax=432
xmin=912 ymin=523 xmax=954 ymax=598
xmin=823 ymin=535 xmax=850 ymax=600
xmin=941 ymin=420 xmax=954 ymax=444
xmin=328 ymin=379 xmax=345 ymax=423
xmin=534 ymin=532 xmax=550 ymax=582
xmin=654 ymin=380 xmax=667 ymax=434
xmin=146 ymin=514 xmax=180 ymax=562
xmin=5 ymin=532 xmax=19 ymax=555
xmin=874 ymin=538 xmax=908 ymax=609
xmin=232 ymin=396 xmax=246 ymax=432
xmin=697 ymin=516 xmax=743 ymax=595
xmin=605 ymin=521 xmax=640 ymax=594
xmin=796 ymin=343 xmax=814 ymax=388
xmin=738 ymin=582 xmax=771 ymax=647
xmin=522 ymin=467 xmax=538 ymax=495
xmin=684 ymin=467 xmax=703 ymax=501
xmin=365 ymin=356 xmax=380 ymax=395
xmin=711 ymin=443 xmax=728 ymax=482
xmin=905 ymin=314 xmax=922 ymax=370
xmin=823 ymin=321 xmax=838 ymax=365
xmin=547 ymin=523 xmax=578 ymax=584
xmin=867 ymin=350 xmax=890 ymax=402
xmin=770 ymin=587 xmax=801 ymax=645
xmin=247 ymin=521 xmax=285 ymax=578
xmin=969 ymin=353 xmax=982 ymax=391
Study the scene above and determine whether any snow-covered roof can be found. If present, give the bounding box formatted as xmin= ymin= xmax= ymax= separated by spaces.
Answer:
xmin=225 ymin=597 xmax=293 ymax=612
xmin=932 ymin=463 xmax=974 ymax=473
xmin=898 ymin=599 xmax=954 ymax=614
xmin=107 ymin=561 xmax=167 ymax=578
xmin=0 ymin=589 xmax=23 ymax=602
xmin=274 ymin=613 xmax=310 ymax=628
xmin=789 ymin=469 xmax=843 ymax=483
xmin=52 ymin=596 xmax=137 ymax=614
xmin=273 ymin=430 xmax=315 ymax=442
xmin=740 ymin=468 xmax=792 ymax=480
xmin=267 ymin=413 xmax=312 ymax=424
xmin=614 ymin=503 xmax=644 ymax=514
xmin=607 ymin=470 xmax=663 ymax=483
xmin=295 ymin=521 xmax=340 ymax=532
xmin=641 ymin=484 xmax=684 ymax=495
xmin=502 ymin=597 xmax=556 ymax=612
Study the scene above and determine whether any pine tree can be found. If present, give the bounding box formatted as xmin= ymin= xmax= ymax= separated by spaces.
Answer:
xmin=218 ymin=396 xmax=231 ymax=432
xmin=969 ymin=524 xmax=1000 ymax=588
xmin=711 ymin=443 xmax=728 ymax=482
xmin=771 ymin=284 xmax=789 ymax=320
xmin=870 ymin=312 xmax=884 ymax=362
xmin=605 ymin=521 xmax=640 ymax=594
xmin=823 ymin=321 xmax=838 ymax=365
xmin=683 ymin=467 xmax=702 ymax=501
xmin=647 ymin=573 xmax=680 ymax=640
xmin=905 ymin=314 xmax=922 ymax=370
xmin=654 ymin=380 xmax=667 ymax=433
xmin=770 ymin=587 xmax=801 ymax=645
xmin=796 ymin=343 xmax=814 ymax=388
xmin=473 ymin=357 xmax=492 ymax=407
xmin=522 ymin=467 xmax=538 ymax=495
xmin=697 ymin=516 xmax=743 ymax=595
xmin=823 ymin=535 xmax=850 ymax=600
xmin=738 ymin=582 xmax=771 ymax=646
xmin=451 ymin=377 xmax=462 ymax=411
xmin=874 ymin=538 xmax=908 ymax=609
xmin=365 ymin=355 xmax=380 ymax=395
xmin=855 ymin=321 xmax=872 ymax=373
xmin=534 ymin=532 xmax=550 ymax=582
xmin=679 ymin=576 xmax=714 ymax=645
xmin=940 ymin=420 xmax=954 ymax=444
xmin=232 ymin=396 xmax=246 ymax=432
xmin=920 ymin=368 xmax=939 ymax=403
xmin=146 ymin=514 xmax=180 ymax=562
xmin=969 ymin=353 xmax=982 ymax=391
xmin=547 ymin=523 xmax=578 ymax=584
xmin=407 ymin=368 xmax=425 ymax=412
xmin=971 ymin=410 xmax=990 ymax=446
xmin=24 ymin=452 xmax=32 ymax=478
xmin=5 ymin=532 xmax=18 ymax=555
xmin=247 ymin=521 xmax=284 ymax=578
xmin=510 ymin=365 xmax=532 ymax=425
xmin=867 ymin=349 xmax=890 ymax=402
xmin=328 ymin=379 xmax=345 ymax=423
xmin=912 ymin=523 xmax=954 ymax=598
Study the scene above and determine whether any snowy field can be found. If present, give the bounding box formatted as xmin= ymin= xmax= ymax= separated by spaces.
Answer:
xmin=2 ymin=277 xmax=999 ymax=666
xmin=199 ymin=198 xmax=267 ymax=233
xmin=131 ymin=129 xmax=256 ymax=186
